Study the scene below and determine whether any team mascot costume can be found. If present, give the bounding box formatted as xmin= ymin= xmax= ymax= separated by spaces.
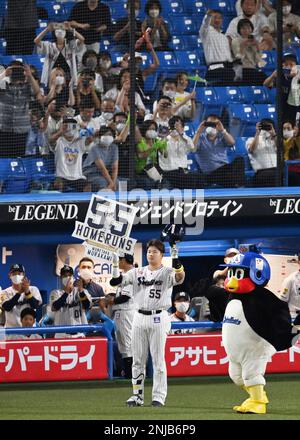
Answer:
xmin=221 ymin=250 xmax=300 ymax=414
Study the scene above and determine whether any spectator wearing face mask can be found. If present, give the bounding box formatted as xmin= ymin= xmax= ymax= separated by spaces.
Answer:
xmin=83 ymin=125 xmax=119 ymax=191
xmin=246 ymin=118 xmax=277 ymax=186
xmin=34 ymin=22 xmax=85 ymax=88
xmin=152 ymin=78 xmax=177 ymax=112
xmin=52 ymin=117 xmax=94 ymax=192
xmin=45 ymin=67 xmax=75 ymax=109
xmin=76 ymin=69 xmax=101 ymax=112
xmin=170 ymin=292 xmax=195 ymax=335
xmin=96 ymin=98 xmax=117 ymax=127
xmin=142 ymin=0 xmax=170 ymax=51
xmin=193 ymin=115 xmax=245 ymax=188
xmin=97 ymin=51 xmax=120 ymax=95
xmin=50 ymin=264 xmax=92 ymax=338
xmin=135 ymin=120 xmax=167 ymax=188
xmin=0 ymin=62 xmax=42 ymax=157
xmin=68 ymin=0 xmax=112 ymax=54
xmin=283 ymin=121 xmax=300 ymax=186
xmin=268 ymin=0 xmax=300 ymax=47
xmin=113 ymin=0 xmax=142 ymax=50
xmin=1 ymin=264 xmax=42 ymax=331
xmin=75 ymin=98 xmax=100 ymax=152
xmin=81 ymin=50 xmax=103 ymax=93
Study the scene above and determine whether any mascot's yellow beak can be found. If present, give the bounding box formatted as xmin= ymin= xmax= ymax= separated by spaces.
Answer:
xmin=226 ymin=277 xmax=239 ymax=292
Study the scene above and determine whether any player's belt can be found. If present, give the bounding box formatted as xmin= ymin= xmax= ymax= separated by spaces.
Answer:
xmin=138 ymin=309 xmax=162 ymax=315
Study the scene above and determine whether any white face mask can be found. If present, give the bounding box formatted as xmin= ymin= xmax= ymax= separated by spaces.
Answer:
xmin=55 ymin=29 xmax=66 ymax=39
xmin=146 ymin=129 xmax=158 ymax=139
xmin=11 ymin=274 xmax=24 ymax=285
xmin=261 ymin=130 xmax=271 ymax=139
xmin=55 ymin=75 xmax=65 ymax=86
xmin=102 ymin=112 xmax=114 ymax=121
xmin=206 ymin=127 xmax=217 ymax=136
xmin=79 ymin=269 xmax=93 ymax=281
xmin=282 ymin=5 xmax=292 ymax=15
xmin=170 ymin=129 xmax=179 ymax=137
xmin=116 ymin=122 xmax=126 ymax=133
xmin=175 ymin=302 xmax=190 ymax=313
xmin=62 ymin=276 xmax=73 ymax=286
xmin=99 ymin=60 xmax=111 ymax=70
xmin=283 ymin=129 xmax=294 ymax=139
xmin=149 ymin=9 xmax=160 ymax=18
xmin=101 ymin=135 xmax=114 ymax=147
xmin=164 ymin=90 xmax=176 ymax=99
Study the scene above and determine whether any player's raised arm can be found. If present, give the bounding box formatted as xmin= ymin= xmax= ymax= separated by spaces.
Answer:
xmin=171 ymin=244 xmax=185 ymax=283
xmin=110 ymin=253 xmax=135 ymax=287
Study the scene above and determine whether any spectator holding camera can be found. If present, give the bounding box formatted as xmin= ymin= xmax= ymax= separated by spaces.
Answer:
xmin=75 ymin=69 xmax=101 ymax=111
xmin=83 ymin=126 xmax=119 ymax=191
xmin=45 ymin=67 xmax=75 ymax=108
xmin=68 ymin=0 xmax=112 ymax=54
xmin=96 ymin=98 xmax=117 ymax=127
xmin=268 ymin=0 xmax=300 ymax=47
xmin=52 ymin=116 xmax=93 ymax=192
xmin=153 ymin=78 xmax=177 ymax=112
xmin=34 ymin=21 xmax=85 ymax=87
xmin=193 ymin=114 xmax=245 ymax=188
xmin=0 ymin=61 xmax=42 ymax=157
xmin=141 ymin=0 xmax=170 ymax=51
xmin=50 ymin=265 xmax=92 ymax=338
xmin=1 ymin=263 xmax=42 ymax=330
xmin=97 ymin=51 xmax=121 ymax=96
xmin=200 ymin=10 xmax=235 ymax=85
xmin=226 ymin=0 xmax=274 ymax=50
xmin=81 ymin=50 xmax=103 ymax=93
xmin=246 ymin=118 xmax=277 ymax=186
xmin=231 ymin=18 xmax=267 ymax=85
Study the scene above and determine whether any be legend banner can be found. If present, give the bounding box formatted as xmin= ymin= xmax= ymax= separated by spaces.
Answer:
xmin=0 ymin=338 xmax=108 ymax=383
xmin=166 ymin=333 xmax=300 ymax=376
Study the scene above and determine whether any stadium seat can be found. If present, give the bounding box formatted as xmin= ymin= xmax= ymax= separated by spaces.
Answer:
xmin=169 ymin=35 xmax=186 ymax=51
xmin=161 ymin=0 xmax=186 ymax=15
xmin=109 ymin=1 xmax=127 ymax=21
xmin=176 ymin=50 xmax=203 ymax=71
xmin=99 ymin=38 xmax=115 ymax=52
xmin=254 ymin=104 xmax=276 ymax=124
xmin=23 ymin=157 xmax=56 ymax=191
xmin=1 ymin=158 xmax=29 ymax=194
xmin=168 ymin=16 xmax=199 ymax=35
xmin=228 ymin=104 xmax=258 ymax=137
xmin=0 ymin=55 xmax=25 ymax=66
xmin=143 ymin=72 xmax=158 ymax=95
xmin=234 ymin=137 xmax=255 ymax=178
xmin=260 ymin=51 xmax=276 ymax=74
xmin=36 ymin=1 xmax=66 ymax=21
xmin=25 ymin=55 xmax=45 ymax=75
xmin=187 ymin=152 xmax=199 ymax=172
xmin=156 ymin=51 xmax=178 ymax=71
xmin=0 ymin=38 xmax=6 ymax=55
xmin=183 ymin=35 xmax=203 ymax=51
xmin=184 ymin=122 xmax=195 ymax=138
xmin=239 ymin=86 xmax=272 ymax=104
xmin=196 ymin=87 xmax=221 ymax=119
xmin=61 ymin=1 xmax=75 ymax=19
xmin=186 ymin=0 xmax=207 ymax=15
xmin=204 ymin=0 xmax=235 ymax=14
xmin=215 ymin=86 xmax=243 ymax=105
xmin=110 ymin=52 xmax=125 ymax=66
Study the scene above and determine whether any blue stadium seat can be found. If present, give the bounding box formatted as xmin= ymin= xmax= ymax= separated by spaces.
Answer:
xmin=239 ymin=86 xmax=272 ymax=104
xmin=62 ymin=1 xmax=76 ymax=19
xmin=143 ymin=72 xmax=158 ymax=94
xmin=110 ymin=52 xmax=125 ymax=66
xmin=184 ymin=122 xmax=195 ymax=137
xmin=169 ymin=16 xmax=199 ymax=35
xmin=99 ymin=38 xmax=115 ymax=52
xmin=176 ymin=51 xmax=202 ymax=71
xmin=196 ymin=87 xmax=220 ymax=118
xmin=234 ymin=137 xmax=255 ymax=178
xmin=187 ymin=152 xmax=200 ymax=172
xmin=0 ymin=38 xmax=6 ymax=55
xmin=22 ymin=157 xmax=56 ymax=191
xmin=156 ymin=51 xmax=178 ymax=71
xmin=161 ymin=0 xmax=186 ymax=15
xmin=1 ymin=158 xmax=29 ymax=194
xmin=36 ymin=1 xmax=66 ymax=21
xmin=109 ymin=1 xmax=127 ymax=21
xmin=260 ymin=51 xmax=276 ymax=74
xmin=215 ymin=86 xmax=243 ymax=104
xmin=204 ymin=0 xmax=235 ymax=14
xmin=0 ymin=55 xmax=25 ymax=66
xmin=183 ymin=35 xmax=203 ymax=50
xmin=254 ymin=104 xmax=276 ymax=124
xmin=228 ymin=104 xmax=258 ymax=137
xmin=25 ymin=55 xmax=45 ymax=75
xmin=186 ymin=0 xmax=207 ymax=15
xmin=169 ymin=35 xmax=186 ymax=51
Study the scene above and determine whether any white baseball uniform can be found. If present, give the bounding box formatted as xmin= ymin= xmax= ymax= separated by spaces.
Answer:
xmin=120 ymin=265 xmax=184 ymax=405
xmin=2 ymin=286 xmax=42 ymax=328
xmin=112 ymin=283 xmax=136 ymax=358
xmin=169 ymin=313 xmax=195 ymax=334
xmin=279 ymin=271 xmax=300 ymax=318
xmin=49 ymin=287 xmax=92 ymax=338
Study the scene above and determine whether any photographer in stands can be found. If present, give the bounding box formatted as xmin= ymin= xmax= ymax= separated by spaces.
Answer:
xmin=246 ymin=118 xmax=277 ymax=186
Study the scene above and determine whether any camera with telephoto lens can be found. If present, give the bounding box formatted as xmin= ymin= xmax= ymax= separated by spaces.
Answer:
xmin=204 ymin=121 xmax=217 ymax=128
xmin=82 ymin=78 xmax=91 ymax=88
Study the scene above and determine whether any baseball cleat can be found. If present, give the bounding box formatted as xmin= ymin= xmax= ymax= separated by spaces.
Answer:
xmin=126 ymin=395 xmax=144 ymax=407
xmin=151 ymin=400 xmax=164 ymax=407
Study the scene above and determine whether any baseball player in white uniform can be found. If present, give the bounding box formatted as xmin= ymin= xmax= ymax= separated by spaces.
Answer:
xmin=106 ymin=253 xmax=137 ymax=378
xmin=110 ymin=239 xmax=185 ymax=407
xmin=170 ymin=292 xmax=195 ymax=335
xmin=279 ymin=253 xmax=300 ymax=319
xmin=49 ymin=265 xmax=92 ymax=338
xmin=1 ymin=264 xmax=42 ymax=335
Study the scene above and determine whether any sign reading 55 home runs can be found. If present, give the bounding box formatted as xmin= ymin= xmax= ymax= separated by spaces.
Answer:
xmin=72 ymin=195 xmax=138 ymax=262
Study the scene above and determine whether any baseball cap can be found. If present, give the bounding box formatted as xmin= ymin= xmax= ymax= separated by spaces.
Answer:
xmin=60 ymin=265 xmax=74 ymax=276
xmin=225 ymin=248 xmax=239 ymax=257
xmin=174 ymin=292 xmax=190 ymax=302
xmin=9 ymin=263 xmax=25 ymax=273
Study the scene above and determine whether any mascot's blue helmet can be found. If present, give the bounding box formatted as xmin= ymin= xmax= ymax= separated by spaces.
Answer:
xmin=223 ymin=252 xmax=271 ymax=286
xmin=161 ymin=224 xmax=185 ymax=246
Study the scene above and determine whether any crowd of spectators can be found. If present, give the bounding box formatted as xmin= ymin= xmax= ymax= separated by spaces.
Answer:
xmin=0 ymin=0 xmax=298 ymax=190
